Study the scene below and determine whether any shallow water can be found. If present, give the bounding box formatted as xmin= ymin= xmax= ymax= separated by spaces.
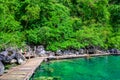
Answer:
xmin=31 ymin=56 xmax=120 ymax=80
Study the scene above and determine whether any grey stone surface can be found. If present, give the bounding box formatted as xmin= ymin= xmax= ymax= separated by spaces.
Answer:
xmin=0 ymin=61 xmax=4 ymax=75
xmin=79 ymin=49 xmax=84 ymax=54
xmin=35 ymin=46 xmax=46 ymax=56
xmin=56 ymin=50 xmax=63 ymax=56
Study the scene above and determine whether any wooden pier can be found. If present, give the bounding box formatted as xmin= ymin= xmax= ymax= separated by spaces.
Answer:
xmin=0 ymin=57 xmax=45 ymax=80
xmin=47 ymin=52 xmax=120 ymax=60
xmin=48 ymin=53 xmax=111 ymax=60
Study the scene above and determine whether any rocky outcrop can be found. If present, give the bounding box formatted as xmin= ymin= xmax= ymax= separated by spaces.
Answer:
xmin=0 ymin=61 xmax=4 ymax=75
xmin=35 ymin=46 xmax=46 ymax=56
xmin=0 ymin=48 xmax=26 ymax=75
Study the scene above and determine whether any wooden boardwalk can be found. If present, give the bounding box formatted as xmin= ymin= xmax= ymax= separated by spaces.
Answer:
xmin=48 ymin=53 xmax=111 ymax=60
xmin=48 ymin=52 xmax=120 ymax=60
xmin=0 ymin=57 xmax=45 ymax=80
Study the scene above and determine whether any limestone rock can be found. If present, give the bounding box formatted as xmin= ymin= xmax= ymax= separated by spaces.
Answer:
xmin=0 ymin=61 xmax=4 ymax=75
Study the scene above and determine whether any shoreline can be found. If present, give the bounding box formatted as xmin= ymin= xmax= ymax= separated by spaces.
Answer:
xmin=0 ymin=52 xmax=120 ymax=80
xmin=47 ymin=52 xmax=120 ymax=60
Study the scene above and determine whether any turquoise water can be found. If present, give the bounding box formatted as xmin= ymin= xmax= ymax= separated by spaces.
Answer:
xmin=31 ymin=56 xmax=120 ymax=80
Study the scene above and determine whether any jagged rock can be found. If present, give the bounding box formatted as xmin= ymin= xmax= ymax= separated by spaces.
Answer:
xmin=25 ymin=46 xmax=35 ymax=57
xmin=70 ymin=50 xmax=75 ymax=54
xmin=10 ymin=59 xmax=17 ymax=63
xmin=50 ymin=52 xmax=55 ymax=56
xmin=0 ymin=61 xmax=4 ymax=75
xmin=69 ymin=50 xmax=74 ymax=55
xmin=0 ymin=54 xmax=11 ymax=63
xmin=87 ymin=46 xmax=96 ymax=54
xmin=0 ymin=54 xmax=5 ymax=62
xmin=79 ymin=49 xmax=84 ymax=54
xmin=109 ymin=49 xmax=118 ymax=54
xmin=63 ymin=50 xmax=69 ymax=55
xmin=0 ymin=50 xmax=9 ymax=56
xmin=56 ymin=50 xmax=63 ymax=56
xmin=118 ymin=50 xmax=120 ymax=54
xmin=35 ymin=46 xmax=46 ymax=56
xmin=10 ymin=51 xmax=26 ymax=64
xmin=0 ymin=48 xmax=26 ymax=64
xmin=45 ymin=51 xmax=51 ymax=56
xmin=75 ymin=51 xmax=79 ymax=55
xmin=17 ymin=58 xmax=24 ymax=64
xmin=15 ymin=52 xmax=26 ymax=64
xmin=46 ymin=51 xmax=55 ymax=56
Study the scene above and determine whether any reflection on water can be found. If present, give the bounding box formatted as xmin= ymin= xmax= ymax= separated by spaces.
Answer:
xmin=31 ymin=56 xmax=120 ymax=80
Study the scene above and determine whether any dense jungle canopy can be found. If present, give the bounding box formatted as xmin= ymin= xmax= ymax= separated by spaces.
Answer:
xmin=0 ymin=0 xmax=120 ymax=51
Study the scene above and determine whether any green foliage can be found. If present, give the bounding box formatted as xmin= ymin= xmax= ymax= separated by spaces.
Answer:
xmin=108 ymin=0 xmax=120 ymax=49
xmin=0 ymin=0 xmax=21 ymax=32
xmin=108 ymin=35 xmax=120 ymax=49
xmin=5 ymin=63 xmax=18 ymax=70
xmin=108 ymin=4 xmax=120 ymax=31
xmin=107 ymin=30 xmax=120 ymax=49
xmin=0 ymin=0 xmax=119 ymax=51
xmin=0 ymin=31 xmax=25 ymax=49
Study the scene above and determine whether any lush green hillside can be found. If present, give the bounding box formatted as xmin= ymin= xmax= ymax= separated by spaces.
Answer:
xmin=0 ymin=0 xmax=120 ymax=51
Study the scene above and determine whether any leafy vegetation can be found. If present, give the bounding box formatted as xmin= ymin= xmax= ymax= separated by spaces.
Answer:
xmin=0 ymin=0 xmax=120 ymax=51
